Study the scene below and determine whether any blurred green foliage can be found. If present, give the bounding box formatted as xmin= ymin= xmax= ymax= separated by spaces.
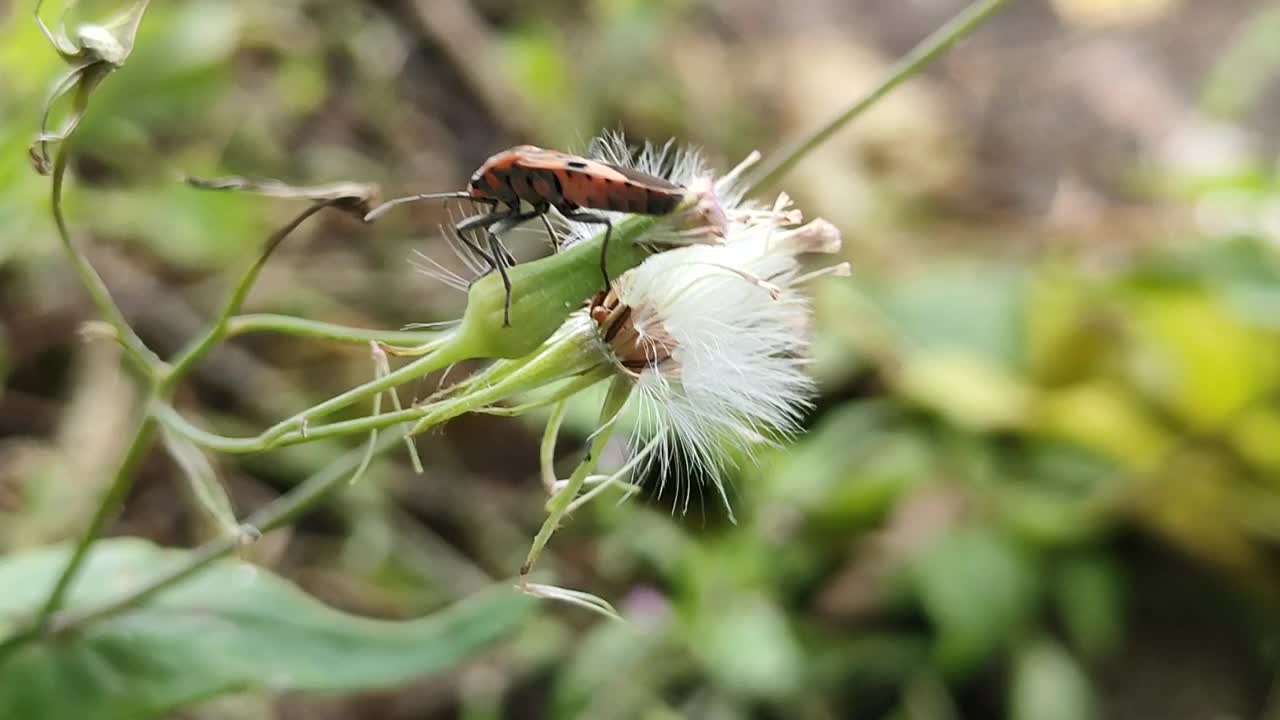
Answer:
xmin=2 ymin=1 xmax=1280 ymax=719
xmin=0 ymin=539 xmax=532 ymax=720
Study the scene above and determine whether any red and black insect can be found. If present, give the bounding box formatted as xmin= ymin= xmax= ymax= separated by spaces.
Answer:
xmin=366 ymin=145 xmax=688 ymax=326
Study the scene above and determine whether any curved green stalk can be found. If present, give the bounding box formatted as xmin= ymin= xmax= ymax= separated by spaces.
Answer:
xmin=520 ymin=376 xmax=631 ymax=582
xmin=160 ymin=201 xmax=336 ymax=393
xmin=50 ymin=134 xmax=166 ymax=379
xmin=28 ymin=413 xmax=156 ymax=634
xmin=226 ymin=313 xmax=444 ymax=346
xmin=744 ymin=0 xmax=1010 ymax=195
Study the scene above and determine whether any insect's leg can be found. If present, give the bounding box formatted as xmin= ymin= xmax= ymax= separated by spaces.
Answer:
xmin=498 ymin=240 xmax=518 ymax=269
xmin=454 ymin=208 xmax=513 ymax=234
xmin=562 ymin=212 xmax=614 ymax=291
xmin=453 ymin=226 xmax=498 ymax=274
xmin=454 ymin=209 xmax=514 ymax=275
xmin=539 ymin=213 xmax=563 ymax=253
xmin=486 ymin=231 xmax=515 ymax=327
xmin=484 ymin=209 xmax=544 ymax=327
xmin=463 ymin=200 xmax=511 ymax=270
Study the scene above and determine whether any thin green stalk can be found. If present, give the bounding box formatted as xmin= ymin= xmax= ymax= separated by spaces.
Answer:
xmin=160 ymin=201 xmax=335 ymax=392
xmin=30 ymin=412 xmax=158 ymax=631
xmin=312 ymin=340 xmax=604 ymax=439
xmin=744 ymin=0 xmax=1010 ymax=195
xmin=154 ymin=354 xmax=610 ymax=453
xmin=176 ymin=321 xmax=599 ymax=454
xmin=25 ymin=137 xmax=169 ymax=636
xmin=406 ymin=335 xmax=602 ymax=435
xmin=370 ymin=342 xmax=423 ymax=474
xmin=226 ymin=313 xmax=444 ymax=346
xmin=50 ymin=140 xmax=166 ymax=379
xmin=151 ymin=340 xmax=465 ymax=458
xmin=151 ymin=401 xmax=418 ymax=453
xmin=520 ymin=376 xmax=631 ymax=581
xmin=257 ymin=342 xmax=470 ymax=445
xmin=475 ymin=372 xmax=605 ymax=417
xmin=540 ymin=401 xmax=569 ymax=493
xmin=347 ymin=360 xmax=385 ymax=487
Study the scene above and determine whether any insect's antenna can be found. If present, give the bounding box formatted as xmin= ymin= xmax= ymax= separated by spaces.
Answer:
xmin=364 ymin=191 xmax=474 ymax=223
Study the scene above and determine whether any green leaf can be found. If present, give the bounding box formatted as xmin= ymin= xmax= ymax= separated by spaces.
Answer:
xmin=899 ymin=351 xmax=1032 ymax=430
xmin=0 ymin=539 xmax=533 ymax=720
xmin=878 ymin=263 xmax=1027 ymax=370
xmin=552 ymin=617 xmax=667 ymax=718
xmin=690 ymin=594 xmax=803 ymax=699
xmin=1053 ymin=554 xmax=1124 ymax=660
xmin=1009 ymin=640 xmax=1098 ymax=720
xmin=910 ymin=528 xmax=1036 ymax=676
xmin=1126 ymin=288 xmax=1276 ymax=431
xmin=767 ymin=403 xmax=929 ymax=527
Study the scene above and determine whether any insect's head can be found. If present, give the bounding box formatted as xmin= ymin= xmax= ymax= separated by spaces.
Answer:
xmin=468 ymin=166 xmax=495 ymax=198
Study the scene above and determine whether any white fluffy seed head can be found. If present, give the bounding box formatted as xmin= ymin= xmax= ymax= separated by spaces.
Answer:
xmin=589 ymin=201 xmax=844 ymax=512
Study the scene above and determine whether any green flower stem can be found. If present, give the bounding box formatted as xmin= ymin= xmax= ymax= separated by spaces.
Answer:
xmin=160 ymin=201 xmax=337 ymax=393
xmin=744 ymin=0 xmax=1010 ymax=195
xmin=309 ymin=340 xmax=606 ymax=440
xmin=226 ymin=313 xmax=442 ymax=346
xmin=50 ymin=140 xmax=166 ymax=379
xmin=473 ymin=372 xmax=605 ymax=417
xmin=28 ymin=413 xmax=158 ymax=635
xmin=151 ymin=347 xmax=464 ymax=453
xmin=430 ymin=321 xmax=599 ymax=402
xmin=156 ymin=331 xmax=611 ymax=453
xmin=26 ymin=136 xmax=171 ymax=635
xmin=256 ymin=341 xmax=471 ymax=445
xmin=152 ymin=398 xmax=417 ymax=453
xmin=347 ymin=363 xmax=386 ymax=488
xmin=371 ymin=343 xmax=425 ymax=474
xmin=406 ymin=331 xmax=607 ymax=434
xmin=151 ymin=202 xmax=670 ymax=454
xmin=520 ymin=375 xmax=631 ymax=581
xmin=539 ymin=401 xmax=570 ymax=492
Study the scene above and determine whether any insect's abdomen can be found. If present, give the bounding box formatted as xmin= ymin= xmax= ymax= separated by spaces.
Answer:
xmin=472 ymin=146 xmax=686 ymax=216
xmin=556 ymin=168 xmax=683 ymax=216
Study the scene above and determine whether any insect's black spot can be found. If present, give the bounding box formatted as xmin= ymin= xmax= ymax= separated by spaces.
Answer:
xmin=567 ymin=160 xmax=588 ymax=169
